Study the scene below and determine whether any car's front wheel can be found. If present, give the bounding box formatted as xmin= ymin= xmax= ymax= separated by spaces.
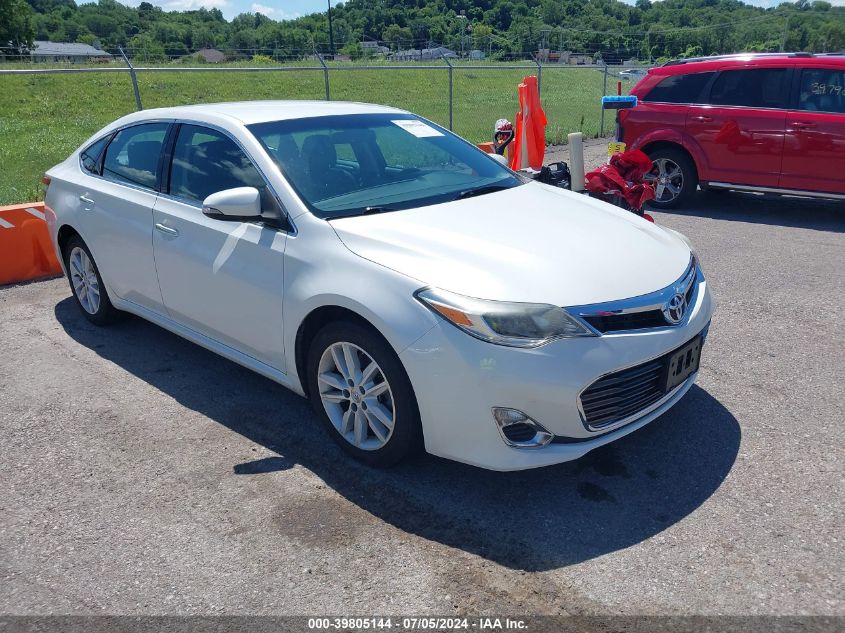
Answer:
xmin=306 ymin=321 xmax=422 ymax=467
xmin=646 ymin=147 xmax=698 ymax=209
xmin=63 ymin=235 xmax=121 ymax=325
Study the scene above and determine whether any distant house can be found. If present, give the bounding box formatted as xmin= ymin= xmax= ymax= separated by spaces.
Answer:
xmin=191 ymin=48 xmax=226 ymax=63
xmin=391 ymin=46 xmax=456 ymax=61
xmin=468 ymin=49 xmax=485 ymax=60
xmin=568 ymin=53 xmax=594 ymax=65
xmin=30 ymin=41 xmax=112 ymax=63
xmin=546 ymin=51 xmax=594 ymax=65
xmin=360 ymin=40 xmax=390 ymax=56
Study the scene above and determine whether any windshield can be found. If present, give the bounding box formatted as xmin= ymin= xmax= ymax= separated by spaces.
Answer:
xmin=248 ymin=114 xmax=523 ymax=219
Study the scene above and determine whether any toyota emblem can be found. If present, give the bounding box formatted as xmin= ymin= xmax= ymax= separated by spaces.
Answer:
xmin=663 ymin=293 xmax=687 ymax=325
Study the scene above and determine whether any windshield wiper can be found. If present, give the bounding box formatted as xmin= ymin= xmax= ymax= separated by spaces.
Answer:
xmin=361 ymin=206 xmax=395 ymax=215
xmin=455 ymin=184 xmax=514 ymax=201
xmin=325 ymin=206 xmax=398 ymax=220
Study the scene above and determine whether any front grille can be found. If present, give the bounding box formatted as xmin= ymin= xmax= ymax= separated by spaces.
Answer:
xmin=583 ymin=310 xmax=666 ymax=333
xmin=579 ymin=359 xmax=665 ymax=429
xmin=573 ymin=258 xmax=699 ymax=334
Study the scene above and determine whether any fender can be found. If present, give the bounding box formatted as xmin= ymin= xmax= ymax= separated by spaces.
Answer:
xmin=631 ymin=129 xmax=712 ymax=181
xmin=281 ymin=215 xmax=439 ymax=393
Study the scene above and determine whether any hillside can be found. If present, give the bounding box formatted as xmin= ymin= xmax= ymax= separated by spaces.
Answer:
xmin=8 ymin=0 xmax=845 ymax=63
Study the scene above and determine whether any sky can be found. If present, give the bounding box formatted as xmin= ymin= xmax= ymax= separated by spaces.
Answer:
xmin=119 ymin=0 xmax=315 ymax=21
xmin=121 ymin=0 xmax=845 ymax=23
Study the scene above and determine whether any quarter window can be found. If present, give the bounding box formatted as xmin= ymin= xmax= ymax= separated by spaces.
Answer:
xmin=169 ymin=124 xmax=275 ymax=211
xmin=799 ymin=68 xmax=845 ymax=114
xmin=80 ymin=136 xmax=109 ymax=175
xmin=709 ymin=68 xmax=787 ymax=109
xmin=641 ymin=72 xmax=714 ymax=104
xmin=102 ymin=123 xmax=169 ymax=190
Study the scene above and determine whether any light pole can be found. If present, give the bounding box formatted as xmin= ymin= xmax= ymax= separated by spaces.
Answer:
xmin=327 ymin=0 xmax=335 ymax=56
xmin=455 ymin=14 xmax=467 ymax=57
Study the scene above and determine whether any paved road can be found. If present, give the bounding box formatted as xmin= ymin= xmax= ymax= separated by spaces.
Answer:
xmin=1 ymin=190 xmax=843 ymax=617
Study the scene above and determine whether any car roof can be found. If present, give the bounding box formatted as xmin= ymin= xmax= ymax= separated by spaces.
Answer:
xmin=652 ymin=52 xmax=845 ymax=76
xmin=120 ymin=100 xmax=407 ymax=126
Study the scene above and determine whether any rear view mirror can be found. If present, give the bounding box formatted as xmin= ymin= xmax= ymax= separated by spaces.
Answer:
xmin=489 ymin=153 xmax=509 ymax=167
xmin=202 ymin=187 xmax=262 ymax=220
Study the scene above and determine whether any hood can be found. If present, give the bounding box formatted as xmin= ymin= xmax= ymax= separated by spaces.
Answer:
xmin=330 ymin=182 xmax=692 ymax=306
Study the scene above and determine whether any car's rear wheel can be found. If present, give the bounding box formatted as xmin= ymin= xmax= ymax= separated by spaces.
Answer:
xmin=645 ymin=147 xmax=697 ymax=209
xmin=306 ymin=321 xmax=422 ymax=467
xmin=63 ymin=235 xmax=121 ymax=325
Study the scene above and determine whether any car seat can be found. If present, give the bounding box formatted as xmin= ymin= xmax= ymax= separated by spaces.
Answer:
xmin=301 ymin=135 xmax=357 ymax=201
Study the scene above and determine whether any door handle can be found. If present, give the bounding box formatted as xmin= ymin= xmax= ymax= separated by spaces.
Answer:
xmin=791 ymin=121 xmax=816 ymax=130
xmin=691 ymin=115 xmax=713 ymax=123
xmin=79 ymin=195 xmax=94 ymax=209
xmin=155 ymin=222 xmax=179 ymax=237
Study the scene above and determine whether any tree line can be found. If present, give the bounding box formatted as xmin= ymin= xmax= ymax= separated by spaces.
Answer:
xmin=3 ymin=0 xmax=845 ymax=63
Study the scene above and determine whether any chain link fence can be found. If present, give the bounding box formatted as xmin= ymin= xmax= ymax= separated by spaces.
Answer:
xmin=0 ymin=56 xmax=634 ymax=137
xmin=0 ymin=55 xmax=644 ymax=204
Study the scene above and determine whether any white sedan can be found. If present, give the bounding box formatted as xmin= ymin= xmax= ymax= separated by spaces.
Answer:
xmin=619 ymin=68 xmax=648 ymax=81
xmin=44 ymin=101 xmax=714 ymax=471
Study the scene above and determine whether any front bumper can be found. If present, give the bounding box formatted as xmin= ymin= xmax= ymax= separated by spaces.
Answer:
xmin=399 ymin=279 xmax=715 ymax=471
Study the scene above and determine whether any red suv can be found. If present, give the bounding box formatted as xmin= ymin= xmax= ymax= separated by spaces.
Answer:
xmin=622 ymin=53 xmax=845 ymax=208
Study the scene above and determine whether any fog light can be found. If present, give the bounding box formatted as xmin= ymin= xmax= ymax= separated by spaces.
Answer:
xmin=492 ymin=408 xmax=554 ymax=448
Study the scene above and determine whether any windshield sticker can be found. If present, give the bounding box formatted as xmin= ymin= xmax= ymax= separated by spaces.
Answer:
xmin=391 ymin=119 xmax=444 ymax=138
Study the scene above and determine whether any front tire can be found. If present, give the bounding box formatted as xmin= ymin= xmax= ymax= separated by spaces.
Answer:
xmin=63 ymin=235 xmax=121 ymax=325
xmin=646 ymin=147 xmax=698 ymax=209
xmin=306 ymin=321 xmax=422 ymax=467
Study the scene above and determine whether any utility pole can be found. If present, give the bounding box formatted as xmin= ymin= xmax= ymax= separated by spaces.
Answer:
xmin=781 ymin=16 xmax=789 ymax=53
xmin=327 ymin=0 xmax=335 ymax=56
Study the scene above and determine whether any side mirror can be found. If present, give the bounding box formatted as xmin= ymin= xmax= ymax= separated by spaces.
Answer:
xmin=489 ymin=153 xmax=509 ymax=167
xmin=202 ymin=187 xmax=262 ymax=220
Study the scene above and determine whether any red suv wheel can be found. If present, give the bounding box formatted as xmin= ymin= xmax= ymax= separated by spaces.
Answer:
xmin=645 ymin=147 xmax=698 ymax=209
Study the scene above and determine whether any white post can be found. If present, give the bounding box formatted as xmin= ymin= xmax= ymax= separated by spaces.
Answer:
xmin=568 ymin=132 xmax=585 ymax=192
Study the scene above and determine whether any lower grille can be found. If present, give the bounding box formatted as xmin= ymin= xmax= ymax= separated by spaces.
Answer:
xmin=580 ymin=360 xmax=665 ymax=429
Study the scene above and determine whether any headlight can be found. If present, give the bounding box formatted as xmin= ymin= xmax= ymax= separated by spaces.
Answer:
xmin=415 ymin=287 xmax=596 ymax=348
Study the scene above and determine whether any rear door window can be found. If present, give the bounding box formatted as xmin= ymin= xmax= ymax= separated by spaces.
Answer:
xmin=798 ymin=68 xmax=845 ymax=114
xmin=709 ymin=68 xmax=788 ymax=109
xmin=102 ymin=123 xmax=169 ymax=190
xmin=641 ymin=72 xmax=714 ymax=104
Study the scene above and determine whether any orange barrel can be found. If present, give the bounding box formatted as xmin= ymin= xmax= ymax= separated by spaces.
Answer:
xmin=522 ymin=75 xmax=547 ymax=170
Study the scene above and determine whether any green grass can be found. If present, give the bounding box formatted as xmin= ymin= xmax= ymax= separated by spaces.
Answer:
xmin=0 ymin=63 xmax=610 ymax=205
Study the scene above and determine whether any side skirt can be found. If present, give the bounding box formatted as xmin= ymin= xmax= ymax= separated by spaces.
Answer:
xmin=705 ymin=182 xmax=845 ymax=201
xmin=110 ymin=296 xmax=306 ymax=397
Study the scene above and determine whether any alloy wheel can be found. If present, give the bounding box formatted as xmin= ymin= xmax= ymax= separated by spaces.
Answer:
xmin=317 ymin=342 xmax=396 ymax=451
xmin=647 ymin=158 xmax=684 ymax=204
xmin=69 ymin=246 xmax=100 ymax=315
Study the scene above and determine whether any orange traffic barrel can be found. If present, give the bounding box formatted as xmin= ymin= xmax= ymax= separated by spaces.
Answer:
xmin=510 ymin=76 xmax=547 ymax=171
xmin=0 ymin=202 xmax=63 ymax=285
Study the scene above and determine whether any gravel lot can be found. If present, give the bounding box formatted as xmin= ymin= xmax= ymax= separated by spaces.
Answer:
xmin=1 ymin=157 xmax=843 ymax=617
